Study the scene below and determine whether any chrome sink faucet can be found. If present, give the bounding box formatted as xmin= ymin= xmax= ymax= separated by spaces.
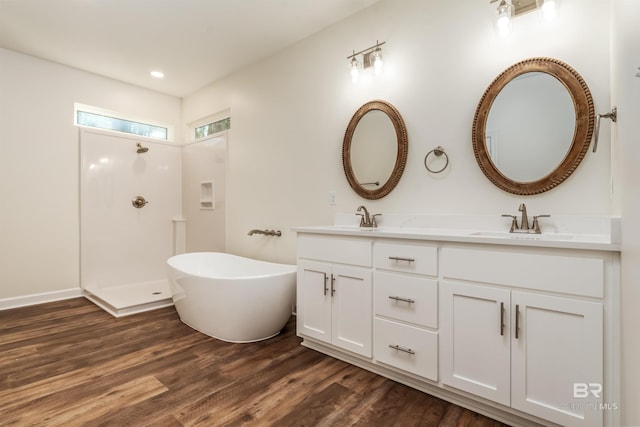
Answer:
xmin=356 ymin=205 xmax=380 ymax=228
xmin=502 ymin=203 xmax=550 ymax=234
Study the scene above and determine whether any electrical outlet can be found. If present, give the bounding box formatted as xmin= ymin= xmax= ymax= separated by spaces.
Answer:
xmin=329 ymin=191 xmax=336 ymax=205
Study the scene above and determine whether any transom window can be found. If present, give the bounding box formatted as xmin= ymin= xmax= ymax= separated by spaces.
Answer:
xmin=195 ymin=117 xmax=230 ymax=140
xmin=75 ymin=104 xmax=171 ymax=141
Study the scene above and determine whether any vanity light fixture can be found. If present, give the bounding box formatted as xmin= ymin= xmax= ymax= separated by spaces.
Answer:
xmin=347 ymin=40 xmax=386 ymax=83
xmin=490 ymin=0 xmax=559 ymax=37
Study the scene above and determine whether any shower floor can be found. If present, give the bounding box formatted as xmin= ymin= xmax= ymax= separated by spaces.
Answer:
xmin=83 ymin=279 xmax=173 ymax=317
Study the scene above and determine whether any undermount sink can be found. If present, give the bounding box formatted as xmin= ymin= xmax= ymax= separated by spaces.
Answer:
xmin=469 ymin=231 xmax=574 ymax=241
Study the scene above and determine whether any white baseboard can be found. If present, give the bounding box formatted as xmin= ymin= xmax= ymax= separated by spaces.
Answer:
xmin=0 ymin=288 xmax=83 ymax=311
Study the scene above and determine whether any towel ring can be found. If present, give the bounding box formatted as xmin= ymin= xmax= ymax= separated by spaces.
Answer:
xmin=424 ymin=146 xmax=449 ymax=174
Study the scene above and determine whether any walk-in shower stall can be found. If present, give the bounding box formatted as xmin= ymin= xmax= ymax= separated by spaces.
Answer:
xmin=80 ymin=129 xmax=182 ymax=316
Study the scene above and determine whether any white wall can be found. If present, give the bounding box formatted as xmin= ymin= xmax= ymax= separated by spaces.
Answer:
xmin=182 ymin=0 xmax=612 ymax=264
xmin=612 ymin=0 xmax=640 ymax=425
xmin=0 ymin=48 xmax=182 ymax=300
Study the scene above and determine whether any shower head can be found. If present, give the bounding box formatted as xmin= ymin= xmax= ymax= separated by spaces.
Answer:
xmin=136 ymin=143 xmax=149 ymax=153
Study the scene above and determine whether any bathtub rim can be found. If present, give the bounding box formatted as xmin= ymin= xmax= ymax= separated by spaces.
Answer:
xmin=166 ymin=251 xmax=297 ymax=281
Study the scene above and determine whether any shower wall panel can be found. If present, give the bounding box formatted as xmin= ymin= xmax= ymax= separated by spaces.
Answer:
xmin=182 ymin=133 xmax=226 ymax=253
xmin=80 ymin=129 xmax=181 ymax=292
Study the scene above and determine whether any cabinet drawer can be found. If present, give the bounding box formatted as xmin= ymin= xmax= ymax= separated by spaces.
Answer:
xmin=441 ymin=247 xmax=604 ymax=298
xmin=298 ymin=234 xmax=372 ymax=267
xmin=374 ymin=317 xmax=438 ymax=381
xmin=374 ymin=271 xmax=437 ymax=328
xmin=374 ymin=242 xmax=437 ymax=276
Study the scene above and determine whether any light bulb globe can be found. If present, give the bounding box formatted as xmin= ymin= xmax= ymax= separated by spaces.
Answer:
xmin=541 ymin=0 xmax=557 ymax=22
xmin=350 ymin=60 xmax=359 ymax=83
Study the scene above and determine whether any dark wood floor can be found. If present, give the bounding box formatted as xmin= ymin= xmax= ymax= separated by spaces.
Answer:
xmin=0 ymin=298 xmax=508 ymax=426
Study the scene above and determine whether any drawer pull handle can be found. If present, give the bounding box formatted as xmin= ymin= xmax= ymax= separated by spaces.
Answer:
xmin=388 ymin=344 xmax=415 ymax=355
xmin=500 ymin=302 xmax=505 ymax=336
xmin=323 ymin=273 xmax=328 ymax=296
xmin=388 ymin=256 xmax=415 ymax=263
xmin=388 ymin=296 xmax=415 ymax=304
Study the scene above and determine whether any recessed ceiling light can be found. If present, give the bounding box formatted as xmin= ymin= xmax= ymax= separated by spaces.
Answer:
xmin=150 ymin=70 xmax=164 ymax=79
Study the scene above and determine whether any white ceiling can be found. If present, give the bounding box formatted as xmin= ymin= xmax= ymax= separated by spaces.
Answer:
xmin=0 ymin=0 xmax=382 ymax=97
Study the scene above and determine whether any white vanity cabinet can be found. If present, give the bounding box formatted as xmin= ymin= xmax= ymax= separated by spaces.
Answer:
xmin=372 ymin=241 xmax=439 ymax=381
xmin=440 ymin=246 xmax=606 ymax=427
xmin=296 ymin=235 xmax=373 ymax=357
xmin=294 ymin=227 xmax=619 ymax=427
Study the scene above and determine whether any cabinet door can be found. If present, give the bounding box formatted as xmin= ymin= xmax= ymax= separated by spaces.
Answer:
xmin=511 ymin=292 xmax=603 ymax=427
xmin=440 ymin=281 xmax=511 ymax=406
xmin=297 ymin=260 xmax=332 ymax=343
xmin=332 ymin=264 xmax=372 ymax=357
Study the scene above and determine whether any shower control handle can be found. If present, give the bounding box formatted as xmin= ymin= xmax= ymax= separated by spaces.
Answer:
xmin=132 ymin=196 xmax=149 ymax=209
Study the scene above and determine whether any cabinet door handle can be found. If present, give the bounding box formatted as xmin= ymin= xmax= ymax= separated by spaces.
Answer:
xmin=500 ymin=302 xmax=505 ymax=336
xmin=388 ymin=344 xmax=415 ymax=355
xmin=388 ymin=256 xmax=415 ymax=263
xmin=388 ymin=296 xmax=416 ymax=304
xmin=323 ymin=273 xmax=328 ymax=296
xmin=330 ymin=274 xmax=336 ymax=296
xmin=515 ymin=304 xmax=520 ymax=339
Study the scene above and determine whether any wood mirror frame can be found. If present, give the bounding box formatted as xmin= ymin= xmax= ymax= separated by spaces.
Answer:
xmin=342 ymin=100 xmax=408 ymax=200
xmin=472 ymin=57 xmax=595 ymax=195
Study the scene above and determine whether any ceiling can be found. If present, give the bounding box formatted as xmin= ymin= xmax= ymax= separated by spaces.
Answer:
xmin=0 ymin=0 xmax=382 ymax=97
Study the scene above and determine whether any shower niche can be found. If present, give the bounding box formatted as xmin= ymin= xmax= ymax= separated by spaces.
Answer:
xmin=80 ymin=129 xmax=182 ymax=316
xmin=199 ymin=180 xmax=214 ymax=210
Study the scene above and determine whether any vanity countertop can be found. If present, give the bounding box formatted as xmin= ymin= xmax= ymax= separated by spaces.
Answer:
xmin=292 ymin=223 xmax=620 ymax=252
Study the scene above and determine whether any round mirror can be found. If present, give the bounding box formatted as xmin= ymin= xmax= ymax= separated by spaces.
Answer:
xmin=343 ymin=100 xmax=408 ymax=199
xmin=472 ymin=57 xmax=595 ymax=195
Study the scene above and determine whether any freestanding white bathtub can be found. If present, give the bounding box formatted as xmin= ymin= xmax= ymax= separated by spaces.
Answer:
xmin=167 ymin=252 xmax=296 ymax=343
